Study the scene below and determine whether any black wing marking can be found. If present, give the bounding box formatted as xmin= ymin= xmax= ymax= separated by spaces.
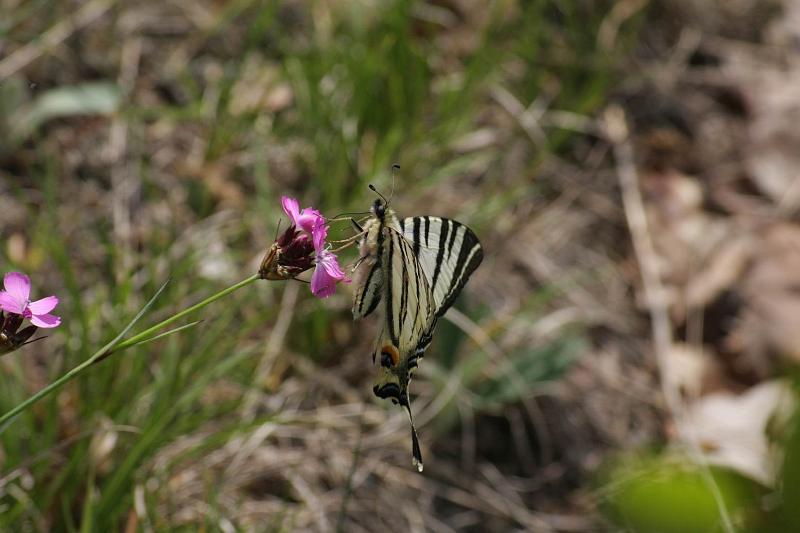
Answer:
xmin=352 ymin=220 xmax=385 ymax=319
xmin=401 ymin=216 xmax=483 ymax=318
xmin=383 ymin=225 xmax=436 ymax=354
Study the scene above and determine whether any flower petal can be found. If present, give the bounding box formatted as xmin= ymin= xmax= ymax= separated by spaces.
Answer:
xmin=310 ymin=250 xmax=350 ymax=297
xmin=312 ymin=222 xmax=328 ymax=252
xmin=311 ymin=264 xmax=337 ymax=298
xmin=29 ymin=313 xmax=61 ymax=328
xmin=319 ymin=250 xmax=347 ymax=281
xmin=281 ymin=197 xmax=301 ymax=226
xmin=296 ymin=208 xmax=323 ymax=234
xmin=3 ymin=272 xmax=30 ymax=303
xmin=28 ymin=295 xmax=59 ymax=315
xmin=0 ymin=291 xmax=25 ymax=314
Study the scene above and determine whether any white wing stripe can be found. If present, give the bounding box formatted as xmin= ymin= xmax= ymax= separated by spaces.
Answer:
xmin=402 ymin=216 xmax=483 ymax=319
xmin=442 ymin=244 xmax=481 ymax=309
xmin=386 ymin=227 xmax=434 ymax=352
xmin=430 ymin=218 xmax=450 ymax=291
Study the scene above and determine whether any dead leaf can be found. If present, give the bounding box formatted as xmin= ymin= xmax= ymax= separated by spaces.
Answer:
xmin=683 ymin=380 xmax=793 ymax=486
xmin=727 ymin=223 xmax=800 ymax=374
xmin=664 ymin=343 xmax=723 ymax=399
xmin=641 ymin=170 xmax=735 ymax=321
xmin=724 ymin=40 xmax=800 ymax=211
xmin=685 ymin=234 xmax=753 ymax=310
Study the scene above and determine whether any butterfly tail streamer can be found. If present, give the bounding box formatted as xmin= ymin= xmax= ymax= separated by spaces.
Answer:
xmin=402 ymin=398 xmax=424 ymax=472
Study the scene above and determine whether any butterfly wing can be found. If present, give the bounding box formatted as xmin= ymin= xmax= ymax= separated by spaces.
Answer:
xmin=352 ymin=259 xmax=383 ymax=319
xmin=374 ymin=221 xmax=436 ymax=472
xmin=400 ymin=216 xmax=483 ymax=319
xmin=352 ymin=218 xmax=384 ymax=319
xmin=383 ymin=223 xmax=436 ymax=359
xmin=368 ymin=218 xmax=435 ymax=400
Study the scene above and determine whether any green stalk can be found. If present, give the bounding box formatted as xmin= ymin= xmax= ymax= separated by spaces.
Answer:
xmin=114 ymin=274 xmax=259 ymax=351
xmin=0 ymin=274 xmax=260 ymax=430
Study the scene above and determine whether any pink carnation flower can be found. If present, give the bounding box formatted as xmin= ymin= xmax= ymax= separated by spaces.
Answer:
xmin=281 ymin=197 xmax=324 ymax=234
xmin=310 ymin=224 xmax=349 ymax=298
xmin=269 ymin=196 xmax=349 ymax=298
xmin=0 ymin=272 xmax=61 ymax=328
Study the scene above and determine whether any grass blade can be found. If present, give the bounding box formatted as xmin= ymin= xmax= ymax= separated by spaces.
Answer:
xmin=0 ymin=278 xmax=171 ymax=432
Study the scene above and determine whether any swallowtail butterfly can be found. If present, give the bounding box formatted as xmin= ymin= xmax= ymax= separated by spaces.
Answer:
xmin=351 ymin=190 xmax=483 ymax=471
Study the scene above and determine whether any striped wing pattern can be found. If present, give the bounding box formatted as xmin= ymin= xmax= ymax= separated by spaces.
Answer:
xmin=352 ymin=265 xmax=383 ymax=319
xmin=351 ymin=219 xmax=384 ymax=320
xmin=384 ymin=224 xmax=436 ymax=359
xmin=400 ymin=216 xmax=483 ymax=319
xmin=350 ymin=208 xmax=483 ymax=471
xmin=351 ymin=212 xmax=483 ymax=371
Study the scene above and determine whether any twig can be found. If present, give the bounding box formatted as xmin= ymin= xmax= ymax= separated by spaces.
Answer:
xmin=491 ymin=85 xmax=548 ymax=147
xmin=456 ymin=400 xmax=476 ymax=473
xmin=287 ymin=471 xmax=330 ymax=533
xmin=597 ymin=0 xmax=648 ymax=51
xmin=604 ymin=105 xmax=736 ymax=533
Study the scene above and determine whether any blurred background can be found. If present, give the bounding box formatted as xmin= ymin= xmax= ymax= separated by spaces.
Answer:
xmin=2 ymin=0 xmax=800 ymax=531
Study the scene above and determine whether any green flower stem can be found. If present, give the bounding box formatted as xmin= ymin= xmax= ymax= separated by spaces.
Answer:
xmin=0 ymin=273 xmax=260 ymax=430
xmin=114 ymin=273 xmax=259 ymax=351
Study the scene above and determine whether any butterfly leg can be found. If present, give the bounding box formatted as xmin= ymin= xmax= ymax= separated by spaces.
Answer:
xmin=328 ymin=231 xmax=366 ymax=252
xmin=350 ymin=254 xmax=369 ymax=272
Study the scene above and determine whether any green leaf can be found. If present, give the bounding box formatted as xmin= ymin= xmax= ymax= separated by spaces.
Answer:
xmin=600 ymin=456 xmax=766 ymax=533
xmin=8 ymin=82 xmax=121 ymax=143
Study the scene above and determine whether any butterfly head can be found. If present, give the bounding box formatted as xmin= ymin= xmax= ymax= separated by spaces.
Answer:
xmin=368 ymin=183 xmax=392 ymax=222
xmin=371 ymin=198 xmax=386 ymax=222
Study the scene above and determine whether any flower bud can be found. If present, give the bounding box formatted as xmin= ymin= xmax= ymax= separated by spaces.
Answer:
xmin=0 ymin=311 xmax=38 ymax=355
xmin=259 ymin=225 xmax=316 ymax=280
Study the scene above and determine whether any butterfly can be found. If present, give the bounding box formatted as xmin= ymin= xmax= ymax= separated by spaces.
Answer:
xmin=350 ymin=189 xmax=483 ymax=471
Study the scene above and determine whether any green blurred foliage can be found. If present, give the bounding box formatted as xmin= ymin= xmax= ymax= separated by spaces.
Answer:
xmin=601 ymin=382 xmax=800 ymax=533
xmin=0 ymin=82 xmax=120 ymax=154
xmin=600 ymin=455 xmax=767 ymax=533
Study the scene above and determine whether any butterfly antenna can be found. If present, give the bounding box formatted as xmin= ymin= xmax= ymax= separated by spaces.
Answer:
xmin=388 ymin=164 xmax=399 ymax=206
xmin=400 ymin=396 xmax=424 ymax=472
xmin=368 ymin=183 xmax=389 ymax=206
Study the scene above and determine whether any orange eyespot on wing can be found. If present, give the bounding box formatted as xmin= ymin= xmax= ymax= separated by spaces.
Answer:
xmin=380 ymin=344 xmax=400 ymax=368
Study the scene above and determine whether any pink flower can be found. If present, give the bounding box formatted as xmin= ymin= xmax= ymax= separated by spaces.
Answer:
xmin=312 ymin=221 xmax=328 ymax=253
xmin=310 ymin=220 xmax=349 ymax=298
xmin=311 ymin=249 xmax=349 ymax=298
xmin=260 ymin=197 xmax=349 ymax=298
xmin=0 ymin=272 xmax=61 ymax=328
xmin=281 ymin=197 xmax=323 ymax=234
